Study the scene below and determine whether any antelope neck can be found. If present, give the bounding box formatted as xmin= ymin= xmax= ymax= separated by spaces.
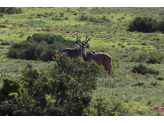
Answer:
xmin=82 ymin=51 xmax=88 ymax=60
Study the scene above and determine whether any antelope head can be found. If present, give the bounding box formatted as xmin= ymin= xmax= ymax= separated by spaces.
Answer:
xmin=74 ymin=33 xmax=91 ymax=49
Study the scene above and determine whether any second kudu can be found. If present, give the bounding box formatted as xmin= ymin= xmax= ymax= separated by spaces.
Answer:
xmin=61 ymin=34 xmax=85 ymax=59
xmin=75 ymin=34 xmax=112 ymax=76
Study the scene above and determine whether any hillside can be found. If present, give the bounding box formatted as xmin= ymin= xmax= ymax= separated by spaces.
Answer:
xmin=1 ymin=7 xmax=164 ymax=116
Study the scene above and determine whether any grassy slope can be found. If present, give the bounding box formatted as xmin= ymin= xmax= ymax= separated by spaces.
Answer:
xmin=1 ymin=7 xmax=164 ymax=115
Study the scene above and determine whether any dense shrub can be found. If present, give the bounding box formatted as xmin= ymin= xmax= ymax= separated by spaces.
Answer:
xmin=158 ymin=20 xmax=164 ymax=33
xmin=128 ymin=17 xmax=164 ymax=33
xmin=1 ymin=41 xmax=10 ymax=45
xmin=44 ymin=52 xmax=108 ymax=115
xmin=0 ymin=78 xmax=21 ymax=103
xmin=82 ymin=99 xmax=129 ymax=116
xmin=78 ymin=13 xmax=88 ymax=21
xmin=128 ymin=17 xmax=158 ymax=33
xmin=1 ymin=7 xmax=22 ymax=14
xmin=132 ymin=64 xmax=159 ymax=75
xmin=0 ymin=24 xmax=7 ymax=28
xmin=0 ymin=53 xmax=109 ymax=116
xmin=7 ymin=33 xmax=76 ymax=61
xmin=98 ymin=15 xmax=111 ymax=23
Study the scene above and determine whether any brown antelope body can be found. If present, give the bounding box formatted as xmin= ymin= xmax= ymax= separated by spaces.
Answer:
xmin=75 ymin=34 xmax=112 ymax=76
xmin=61 ymin=46 xmax=82 ymax=59
xmin=82 ymin=50 xmax=112 ymax=76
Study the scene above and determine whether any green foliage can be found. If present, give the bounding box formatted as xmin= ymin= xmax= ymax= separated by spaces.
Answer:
xmin=2 ymin=7 xmax=22 ymax=14
xmin=0 ymin=24 xmax=6 ymax=28
xmin=158 ymin=20 xmax=164 ymax=33
xmin=21 ymin=20 xmax=46 ymax=28
xmin=7 ymin=33 xmax=76 ymax=61
xmin=78 ymin=13 xmax=88 ymax=21
xmin=128 ymin=17 xmax=158 ymax=33
xmin=132 ymin=63 xmax=159 ymax=75
xmin=157 ymin=76 xmax=164 ymax=80
xmin=0 ymin=54 xmax=108 ymax=116
xmin=0 ymin=63 xmax=51 ymax=116
xmin=0 ymin=78 xmax=21 ymax=103
xmin=127 ymin=51 xmax=164 ymax=64
xmin=1 ymin=41 xmax=10 ymax=45
xmin=146 ymin=51 xmax=164 ymax=64
xmin=44 ymin=52 xmax=108 ymax=115
xmin=60 ymin=12 xmax=64 ymax=17
xmin=83 ymin=99 xmax=129 ymax=116
xmin=52 ymin=17 xmax=62 ymax=21
xmin=128 ymin=16 xmax=164 ymax=33
xmin=77 ymin=14 xmax=111 ymax=24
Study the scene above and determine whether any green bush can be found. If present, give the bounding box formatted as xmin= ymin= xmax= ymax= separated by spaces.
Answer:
xmin=38 ymin=49 xmax=56 ymax=62
xmin=128 ymin=17 xmax=158 ymax=33
xmin=43 ymin=53 xmax=108 ymax=115
xmin=98 ymin=15 xmax=111 ymax=23
xmin=0 ymin=78 xmax=21 ymax=103
xmin=0 ymin=24 xmax=7 ymax=28
xmin=132 ymin=64 xmax=159 ymax=75
xmin=1 ymin=41 xmax=10 ymax=45
xmin=83 ymin=99 xmax=129 ymax=116
xmin=0 ymin=63 xmax=52 ymax=116
xmin=3 ymin=7 xmax=22 ymax=14
xmin=88 ymin=15 xmax=98 ymax=23
xmin=0 ymin=53 xmax=109 ymax=116
xmin=78 ymin=13 xmax=88 ymax=21
xmin=52 ymin=17 xmax=61 ymax=21
xmin=158 ymin=20 xmax=164 ymax=33
xmin=157 ymin=76 xmax=164 ymax=80
xmin=7 ymin=33 xmax=76 ymax=61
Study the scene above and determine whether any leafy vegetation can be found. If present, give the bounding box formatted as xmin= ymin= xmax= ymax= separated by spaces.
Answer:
xmin=132 ymin=63 xmax=159 ymax=75
xmin=7 ymin=33 xmax=76 ymax=61
xmin=127 ymin=51 xmax=164 ymax=64
xmin=1 ymin=7 xmax=164 ymax=116
xmin=128 ymin=17 xmax=158 ymax=33
xmin=0 ymin=54 xmax=112 ymax=116
xmin=0 ymin=7 xmax=22 ymax=14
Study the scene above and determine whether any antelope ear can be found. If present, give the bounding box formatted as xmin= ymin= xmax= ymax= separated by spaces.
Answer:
xmin=84 ymin=45 xmax=90 ymax=48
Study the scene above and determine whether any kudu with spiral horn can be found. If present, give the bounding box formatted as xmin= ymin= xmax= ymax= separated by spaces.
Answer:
xmin=77 ymin=34 xmax=112 ymax=76
xmin=61 ymin=33 xmax=84 ymax=59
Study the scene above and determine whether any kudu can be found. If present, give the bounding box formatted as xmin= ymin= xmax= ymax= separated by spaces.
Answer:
xmin=61 ymin=34 xmax=83 ymax=59
xmin=76 ymin=34 xmax=112 ymax=76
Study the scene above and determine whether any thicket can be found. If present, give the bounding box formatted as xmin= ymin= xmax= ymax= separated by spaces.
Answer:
xmin=0 ymin=53 xmax=122 ymax=116
xmin=132 ymin=64 xmax=159 ymax=75
xmin=1 ymin=41 xmax=10 ymax=45
xmin=7 ymin=33 xmax=76 ymax=61
xmin=128 ymin=17 xmax=161 ymax=33
xmin=0 ymin=7 xmax=22 ymax=14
